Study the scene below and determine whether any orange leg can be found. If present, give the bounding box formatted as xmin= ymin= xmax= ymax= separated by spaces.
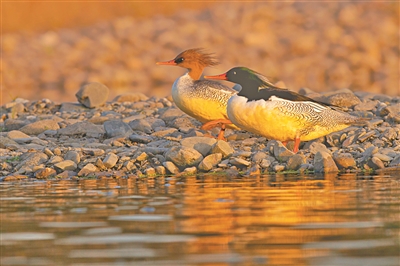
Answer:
xmin=293 ymin=137 xmax=301 ymax=153
xmin=216 ymin=124 xmax=226 ymax=140
xmin=282 ymin=141 xmax=288 ymax=146
xmin=201 ymin=119 xmax=232 ymax=131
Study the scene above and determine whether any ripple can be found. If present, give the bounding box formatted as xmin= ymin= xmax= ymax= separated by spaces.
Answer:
xmin=109 ymin=214 xmax=172 ymax=222
xmin=56 ymin=234 xmax=196 ymax=245
xmin=294 ymin=221 xmax=384 ymax=229
xmin=69 ymin=248 xmax=157 ymax=258
xmin=1 ymin=232 xmax=55 ymax=242
xmin=40 ymin=221 xmax=108 ymax=228
xmin=303 ymin=238 xmax=396 ymax=250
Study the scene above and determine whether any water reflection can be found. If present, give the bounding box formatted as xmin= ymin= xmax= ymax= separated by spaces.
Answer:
xmin=1 ymin=173 xmax=399 ymax=265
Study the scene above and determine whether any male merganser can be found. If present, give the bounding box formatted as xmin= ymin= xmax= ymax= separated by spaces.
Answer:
xmin=156 ymin=48 xmax=239 ymax=139
xmin=205 ymin=67 xmax=367 ymax=153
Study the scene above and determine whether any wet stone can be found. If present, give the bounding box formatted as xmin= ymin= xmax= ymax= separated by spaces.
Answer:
xmin=229 ymin=157 xmax=251 ymax=167
xmin=198 ymin=153 xmax=222 ymax=172
xmin=35 ymin=168 xmax=57 ymax=179
xmin=367 ymin=156 xmax=385 ymax=170
xmin=287 ymin=154 xmax=306 ymax=171
xmin=162 ymin=161 xmax=180 ymax=174
xmin=165 ymin=146 xmax=203 ymax=169
xmin=103 ymin=153 xmax=119 ymax=169
xmin=104 ymin=120 xmax=133 ymax=138
xmin=78 ymin=163 xmax=98 ymax=176
xmin=333 ymin=153 xmax=356 ymax=170
xmin=54 ymin=160 xmax=77 ymax=171
xmin=314 ymin=151 xmax=339 ymax=173
xmin=76 ymin=82 xmax=109 ymax=108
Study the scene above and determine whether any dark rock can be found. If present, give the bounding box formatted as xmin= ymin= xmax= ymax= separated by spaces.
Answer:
xmin=0 ymin=136 xmax=19 ymax=149
xmin=314 ymin=151 xmax=339 ymax=173
xmin=4 ymin=119 xmax=27 ymax=131
xmin=272 ymin=141 xmax=295 ymax=162
xmin=76 ymin=82 xmax=109 ymax=108
xmin=333 ymin=153 xmax=356 ymax=169
xmin=59 ymin=102 xmax=88 ymax=113
xmin=64 ymin=151 xmax=81 ymax=164
xmin=367 ymin=156 xmax=385 ymax=169
xmin=129 ymin=134 xmax=153 ymax=143
xmin=128 ymin=119 xmax=153 ymax=134
xmin=287 ymin=154 xmax=306 ymax=171
xmin=104 ymin=120 xmax=133 ymax=138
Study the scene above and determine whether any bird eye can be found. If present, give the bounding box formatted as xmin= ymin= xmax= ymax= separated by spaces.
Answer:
xmin=233 ymin=71 xmax=236 ymax=75
xmin=174 ymin=57 xmax=184 ymax=64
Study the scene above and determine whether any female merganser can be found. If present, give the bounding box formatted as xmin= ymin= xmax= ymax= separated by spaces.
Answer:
xmin=205 ymin=67 xmax=367 ymax=153
xmin=156 ymin=48 xmax=239 ymax=139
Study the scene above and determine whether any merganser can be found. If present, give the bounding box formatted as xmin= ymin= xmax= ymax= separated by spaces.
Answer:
xmin=205 ymin=67 xmax=367 ymax=153
xmin=156 ymin=48 xmax=239 ymax=139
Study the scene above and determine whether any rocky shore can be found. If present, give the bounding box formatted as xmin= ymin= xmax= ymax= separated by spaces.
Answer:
xmin=1 ymin=84 xmax=399 ymax=181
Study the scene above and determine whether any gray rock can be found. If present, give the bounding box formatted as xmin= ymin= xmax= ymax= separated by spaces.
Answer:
xmin=260 ymin=158 xmax=274 ymax=169
xmin=229 ymin=157 xmax=251 ymax=167
xmin=287 ymin=154 xmax=306 ymax=171
xmin=162 ymin=161 xmax=180 ymax=174
xmin=64 ymin=151 xmax=81 ymax=164
xmin=180 ymin=137 xmax=217 ymax=157
xmin=168 ymin=117 xmax=199 ymax=129
xmin=128 ymin=119 xmax=153 ymax=134
xmin=104 ymin=120 xmax=133 ymax=138
xmin=309 ymin=142 xmax=331 ymax=155
xmin=389 ymin=155 xmax=400 ymax=167
xmin=58 ymin=121 xmax=104 ymax=137
xmin=0 ymin=136 xmax=19 ymax=149
xmin=54 ymin=160 xmax=77 ymax=171
xmin=15 ymin=152 xmax=48 ymax=172
xmin=165 ymin=146 xmax=203 ymax=169
xmin=59 ymin=102 xmax=88 ymax=113
xmin=19 ymin=119 xmax=60 ymax=135
xmin=129 ymin=134 xmax=153 ymax=143
xmin=103 ymin=153 xmax=119 ymax=168
xmin=314 ymin=151 xmax=339 ymax=173
xmin=252 ymin=152 xmax=269 ymax=163
xmin=318 ymin=89 xmax=361 ymax=107
xmin=145 ymin=117 xmax=166 ymax=130
xmin=78 ymin=163 xmax=98 ymax=176
xmin=272 ymin=141 xmax=295 ymax=162
xmin=367 ymin=156 xmax=385 ymax=169
xmin=158 ymin=107 xmax=186 ymax=123
xmin=198 ymin=153 xmax=222 ymax=171
xmin=211 ymin=140 xmax=234 ymax=159
xmin=4 ymin=119 xmax=27 ymax=131
xmin=333 ymin=153 xmax=356 ymax=170
xmin=76 ymin=82 xmax=109 ymax=108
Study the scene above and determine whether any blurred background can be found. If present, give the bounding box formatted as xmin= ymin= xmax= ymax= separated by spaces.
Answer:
xmin=2 ymin=1 xmax=399 ymax=105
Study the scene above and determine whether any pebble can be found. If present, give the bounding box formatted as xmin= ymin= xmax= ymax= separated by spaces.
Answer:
xmin=0 ymin=87 xmax=399 ymax=180
xmin=75 ymin=82 xmax=109 ymax=108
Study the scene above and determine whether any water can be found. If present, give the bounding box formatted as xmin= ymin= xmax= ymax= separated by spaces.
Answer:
xmin=1 ymin=173 xmax=399 ymax=266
